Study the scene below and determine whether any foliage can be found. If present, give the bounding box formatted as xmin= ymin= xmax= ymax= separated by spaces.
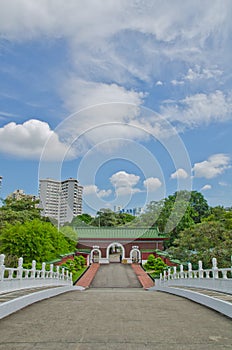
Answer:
xmin=0 ymin=197 xmax=42 ymax=230
xmin=144 ymin=255 xmax=167 ymax=278
xmin=0 ymin=219 xmax=76 ymax=263
xmin=71 ymin=213 xmax=93 ymax=227
xmin=91 ymin=209 xmax=134 ymax=227
xmin=169 ymin=221 xmax=232 ymax=268
xmin=59 ymin=226 xmax=78 ymax=242
xmin=61 ymin=255 xmax=87 ymax=281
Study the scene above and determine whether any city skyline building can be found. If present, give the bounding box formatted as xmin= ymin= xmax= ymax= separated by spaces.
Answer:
xmin=7 ymin=189 xmax=38 ymax=202
xmin=39 ymin=178 xmax=83 ymax=227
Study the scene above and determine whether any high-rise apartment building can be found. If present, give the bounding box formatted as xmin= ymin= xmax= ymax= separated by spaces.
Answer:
xmin=39 ymin=178 xmax=83 ymax=226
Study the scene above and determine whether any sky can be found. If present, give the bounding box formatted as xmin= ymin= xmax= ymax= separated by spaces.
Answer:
xmin=0 ymin=0 xmax=232 ymax=214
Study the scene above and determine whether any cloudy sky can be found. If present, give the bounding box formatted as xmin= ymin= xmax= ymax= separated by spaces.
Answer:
xmin=0 ymin=0 xmax=231 ymax=213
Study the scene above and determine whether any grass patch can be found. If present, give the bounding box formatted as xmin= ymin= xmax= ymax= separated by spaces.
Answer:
xmin=72 ymin=266 xmax=88 ymax=283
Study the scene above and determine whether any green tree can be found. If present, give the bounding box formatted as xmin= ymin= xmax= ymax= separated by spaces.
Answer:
xmin=0 ymin=197 xmax=42 ymax=229
xmin=0 ymin=219 xmax=76 ymax=263
xmin=71 ymin=213 xmax=93 ymax=227
xmin=169 ymin=221 xmax=232 ymax=268
xmin=144 ymin=255 xmax=167 ymax=278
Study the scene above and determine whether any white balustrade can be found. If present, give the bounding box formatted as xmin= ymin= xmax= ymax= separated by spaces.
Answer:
xmin=0 ymin=254 xmax=73 ymax=294
xmin=156 ymin=257 xmax=232 ymax=294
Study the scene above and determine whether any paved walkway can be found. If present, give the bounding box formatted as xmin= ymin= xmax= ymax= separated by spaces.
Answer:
xmin=75 ymin=263 xmax=100 ymax=288
xmin=91 ymin=264 xmax=141 ymax=288
xmin=131 ymin=263 xmax=155 ymax=289
xmin=0 ymin=288 xmax=231 ymax=349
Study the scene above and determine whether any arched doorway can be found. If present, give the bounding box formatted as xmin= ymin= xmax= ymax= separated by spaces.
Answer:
xmin=130 ymin=247 xmax=141 ymax=263
xmin=106 ymin=242 xmax=125 ymax=263
xmin=90 ymin=247 xmax=101 ymax=263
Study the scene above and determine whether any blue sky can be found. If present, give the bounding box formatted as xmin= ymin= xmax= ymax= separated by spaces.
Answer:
xmin=0 ymin=0 xmax=232 ymax=214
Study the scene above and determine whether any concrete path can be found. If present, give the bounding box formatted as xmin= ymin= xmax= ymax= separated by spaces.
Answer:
xmin=90 ymin=264 xmax=141 ymax=288
xmin=0 ymin=288 xmax=231 ymax=349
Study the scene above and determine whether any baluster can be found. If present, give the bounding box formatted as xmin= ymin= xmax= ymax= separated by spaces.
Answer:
xmin=173 ymin=266 xmax=177 ymax=279
xmin=168 ymin=268 xmax=171 ymax=280
xmin=198 ymin=260 xmax=203 ymax=278
xmin=222 ymin=270 xmax=228 ymax=279
xmin=31 ymin=260 xmax=36 ymax=278
xmin=17 ymin=257 xmax=23 ymax=279
xmin=41 ymin=262 xmax=46 ymax=279
xmin=188 ymin=262 xmax=192 ymax=278
xmin=61 ymin=267 xmax=65 ymax=280
xmin=212 ymin=258 xmax=218 ymax=279
xmin=56 ymin=265 xmax=60 ymax=279
xmin=180 ymin=264 xmax=184 ymax=278
xmin=0 ymin=254 xmax=5 ymax=281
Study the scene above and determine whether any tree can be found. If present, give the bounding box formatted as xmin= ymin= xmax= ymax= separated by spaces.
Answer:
xmin=144 ymin=255 xmax=167 ymax=278
xmin=0 ymin=197 xmax=42 ymax=229
xmin=169 ymin=221 xmax=232 ymax=268
xmin=71 ymin=213 xmax=93 ymax=227
xmin=0 ymin=219 xmax=76 ymax=263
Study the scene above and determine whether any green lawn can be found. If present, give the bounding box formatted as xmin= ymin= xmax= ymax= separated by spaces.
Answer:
xmin=72 ymin=266 xmax=88 ymax=283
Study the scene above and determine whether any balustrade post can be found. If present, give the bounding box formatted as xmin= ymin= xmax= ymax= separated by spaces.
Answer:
xmin=49 ymin=264 xmax=54 ymax=278
xmin=0 ymin=254 xmax=5 ymax=281
xmin=17 ymin=257 xmax=23 ymax=279
xmin=198 ymin=260 xmax=203 ymax=278
xmin=212 ymin=258 xmax=218 ymax=279
xmin=168 ymin=268 xmax=171 ymax=280
xmin=61 ymin=267 xmax=65 ymax=280
xmin=188 ymin=262 xmax=192 ymax=278
xmin=56 ymin=265 xmax=60 ymax=279
xmin=41 ymin=262 xmax=46 ymax=279
xmin=66 ymin=270 xmax=69 ymax=281
xmin=173 ymin=266 xmax=177 ymax=279
xmin=31 ymin=260 xmax=36 ymax=278
xmin=180 ymin=264 xmax=184 ymax=278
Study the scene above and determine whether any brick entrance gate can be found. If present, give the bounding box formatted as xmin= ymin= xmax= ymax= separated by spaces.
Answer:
xmin=75 ymin=227 xmax=167 ymax=264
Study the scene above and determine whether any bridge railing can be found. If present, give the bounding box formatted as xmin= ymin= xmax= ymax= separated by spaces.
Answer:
xmin=0 ymin=254 xmax=73 ymax=293
xmin=156 ymin=257 xmax=232 ymax=294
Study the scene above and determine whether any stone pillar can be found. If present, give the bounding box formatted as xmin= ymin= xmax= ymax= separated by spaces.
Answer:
xmin=17 ymin=257 xmax=23 ymax=279
xmin=180 ymin=264 xmax=184 ymax=278
xmin=188 ymin=262 xmax=192 ymax=278
xmin=198 ymin=260 xmax=203 ymax=278
xmin=41 ymin=262 xmax=46 ymax=279
xmin=173 ymin=266 xmax=177 ymax=279
xmin=31 ymin=260 xmax=36 ymax=278
xmin=56 ymin=265 xmax=60 ymax=279
xmin=212 ymin=258 xmax=218 ymax=279
xmin=0 ymin=254 xmax=5 ymax=281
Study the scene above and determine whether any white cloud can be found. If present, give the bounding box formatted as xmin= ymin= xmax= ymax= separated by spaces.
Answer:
xmin=201 ymin=184 xmax=212 ymax=191
xmin=83 ymin=185 xmax=111 ymax=198
xmin=143 ymin=177 xmax=162 ymax=191
xmin=193 ymin=154 xmax=230 ymax=179
xmin=161 ymin=90 xmax=232 ymax=129
xmin=109 ymin=171 xmax=141 ymax=196
xmin=0 ymin=119 xmax=70 ymax=160
xmin=155 ymin=81 xmax=163 ymax=86
xmin=219 ymin=181 xmax=229 ymax=187
xmin=171 ymin=80 xmax=184 ymax=86
xmin=170 ymin=168 xmax=189 ymax=180
xmin=184 ymin=65 xmax=222 ymax=82
xmin=110 ymin=171 xmax=140 ymax=188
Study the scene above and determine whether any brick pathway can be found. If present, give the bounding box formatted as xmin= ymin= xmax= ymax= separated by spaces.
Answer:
xmin=75 ymin=263 xmax=100 ymax=288
xmin=131 ymin=263 xmax=154 ymax=289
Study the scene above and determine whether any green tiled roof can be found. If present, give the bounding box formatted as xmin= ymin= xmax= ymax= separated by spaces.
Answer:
xmin=75 ymin=227 xmax=166 ymax=239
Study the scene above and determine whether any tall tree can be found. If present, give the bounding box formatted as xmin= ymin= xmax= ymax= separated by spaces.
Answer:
xmin=0 ymin=219 xmax=76 ymax=263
